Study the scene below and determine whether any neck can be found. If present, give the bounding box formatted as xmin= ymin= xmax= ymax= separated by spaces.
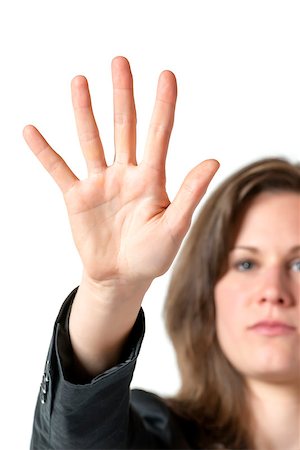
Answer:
xmin=247 ymin=378 xmax=300 ymax=450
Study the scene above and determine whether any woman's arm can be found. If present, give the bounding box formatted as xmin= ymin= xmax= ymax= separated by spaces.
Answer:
xmin=68 ymin=272 xmax=152 ymax=381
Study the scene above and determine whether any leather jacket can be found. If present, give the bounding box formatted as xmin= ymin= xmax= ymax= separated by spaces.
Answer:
xmin=30 ymin=286 xmax=225 ymax=450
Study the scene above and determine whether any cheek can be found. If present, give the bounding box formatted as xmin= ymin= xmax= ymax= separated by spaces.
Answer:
xmin=214 ymin=276 xmax=248 ymax=352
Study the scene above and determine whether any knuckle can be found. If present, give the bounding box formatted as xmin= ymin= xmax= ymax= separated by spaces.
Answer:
xmin=182 ymin=181 xmax=194 ymax=194
xmin=49 ymin=157 xmax=63 ymax=175
xmin=114 ymin=113 xmax=136 ymax=125
xmin=150 ymin=122 xmax=171 ymax=135
xmin=79 ymin=133 xmax=100 ymax=145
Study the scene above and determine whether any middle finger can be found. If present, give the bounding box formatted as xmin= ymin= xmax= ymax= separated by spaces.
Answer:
xmin=112 ymin=56 xmax=137 ymax=165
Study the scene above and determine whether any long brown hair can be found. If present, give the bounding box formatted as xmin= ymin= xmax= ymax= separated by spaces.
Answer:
xmin=162 ymin=157 xmax=300 ymax=449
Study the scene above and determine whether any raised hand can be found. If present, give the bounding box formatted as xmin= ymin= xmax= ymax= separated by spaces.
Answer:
xmin=23 ymin=57 xmax=219 ymax=287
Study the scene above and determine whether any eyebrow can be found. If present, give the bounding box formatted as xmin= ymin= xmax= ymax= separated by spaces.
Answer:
xmin=231 ymin=245 xmax=300 ymax=254
xmin=231 ymin=246 xmax=258 ymax=253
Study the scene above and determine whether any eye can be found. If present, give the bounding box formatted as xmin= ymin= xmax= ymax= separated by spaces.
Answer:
xmin=291 ymin=259 xmax=300 ymax=272
xmin=234 ymin=260 xmax=255 ymax=271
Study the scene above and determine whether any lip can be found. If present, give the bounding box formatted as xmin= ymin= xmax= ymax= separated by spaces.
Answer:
xmin=248 ymin=321 xmax=296 ymax=336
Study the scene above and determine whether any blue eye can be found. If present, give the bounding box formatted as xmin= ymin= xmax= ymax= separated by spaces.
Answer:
xmin=291 ymin=260 xmax=300 ymax=272
xmin=235 ymin=260 xmax=255 ymax=271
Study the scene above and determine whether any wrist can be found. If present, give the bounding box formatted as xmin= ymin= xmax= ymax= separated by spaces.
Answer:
xmin=79 ymin=271 xmax=153 ymax=309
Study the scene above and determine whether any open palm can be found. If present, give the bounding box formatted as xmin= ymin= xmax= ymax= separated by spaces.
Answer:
xmin=23 ymin=57 xmax=219 ymax=285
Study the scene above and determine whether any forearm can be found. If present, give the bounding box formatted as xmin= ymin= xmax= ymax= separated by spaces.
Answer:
xmin=68 ymin=272 xmax=152 ymax=381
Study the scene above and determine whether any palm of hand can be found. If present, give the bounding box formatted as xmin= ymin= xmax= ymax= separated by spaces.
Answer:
xmin=64 ymin=162 xmax=176 ymax=281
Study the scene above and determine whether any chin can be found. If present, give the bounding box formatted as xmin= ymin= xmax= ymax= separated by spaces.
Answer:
xmin=245 ymin=366 xmax=300 ymax=385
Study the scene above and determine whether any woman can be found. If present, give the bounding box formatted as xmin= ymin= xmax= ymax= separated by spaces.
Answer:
xmin=24 ymin=56 xmax=300 ymax=449
xmin=163 ymin=159 xmax=300 ymax=449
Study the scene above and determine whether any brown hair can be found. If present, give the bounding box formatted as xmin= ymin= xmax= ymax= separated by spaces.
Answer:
xmin=162 ymin=157 xmax=300 ymax=449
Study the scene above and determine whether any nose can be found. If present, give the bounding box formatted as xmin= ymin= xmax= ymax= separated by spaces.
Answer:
xmin=258 ymin=266 xmax=294 ymax=307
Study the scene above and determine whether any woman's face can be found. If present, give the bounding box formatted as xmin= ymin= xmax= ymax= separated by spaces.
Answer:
xmin=214 ymin=191 xmax=300 ymax=385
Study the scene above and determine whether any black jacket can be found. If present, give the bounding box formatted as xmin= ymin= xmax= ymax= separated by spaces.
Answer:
xmin=30 ymin=287 xmax=224 ymax=450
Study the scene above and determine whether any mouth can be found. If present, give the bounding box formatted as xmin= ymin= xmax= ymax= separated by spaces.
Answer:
xmin=248 ymin=322 xmax=296 ymax=336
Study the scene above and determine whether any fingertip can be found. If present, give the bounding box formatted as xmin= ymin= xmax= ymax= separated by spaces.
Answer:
xmin=23 ymin=124 xmax=35 ymax=139
xmin=157 ymin=70 xmax=177 ymax=104
xmin=111 ymin=56 xmax=133 ymax=88
xmin=22 ymin=125 xmax=29 ymax=137
xmin=71 ymin=75 xmax=88 ymax=89
xmin=111 ymin=55 xmax=130 ymax=70
xmin=160 ymin=70 xmax=176 ymax=81
xmin=202 ymin=158 xmax=220 ymax=172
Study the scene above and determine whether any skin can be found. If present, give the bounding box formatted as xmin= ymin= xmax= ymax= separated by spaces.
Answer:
xmin=215 ymin=191 xmax=300 ymax=450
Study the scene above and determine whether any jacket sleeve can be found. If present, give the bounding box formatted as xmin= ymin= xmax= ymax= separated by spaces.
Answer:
xmin=29 ymin=286 xmax=186 ymax=450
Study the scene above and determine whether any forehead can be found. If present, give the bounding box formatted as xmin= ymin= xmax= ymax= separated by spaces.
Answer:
xmin=234 ymin=191 xmax=300 ymax=247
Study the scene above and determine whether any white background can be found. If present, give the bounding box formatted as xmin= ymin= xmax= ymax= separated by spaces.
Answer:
xmin=1 ymin=1 xmax=299 ymax=448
